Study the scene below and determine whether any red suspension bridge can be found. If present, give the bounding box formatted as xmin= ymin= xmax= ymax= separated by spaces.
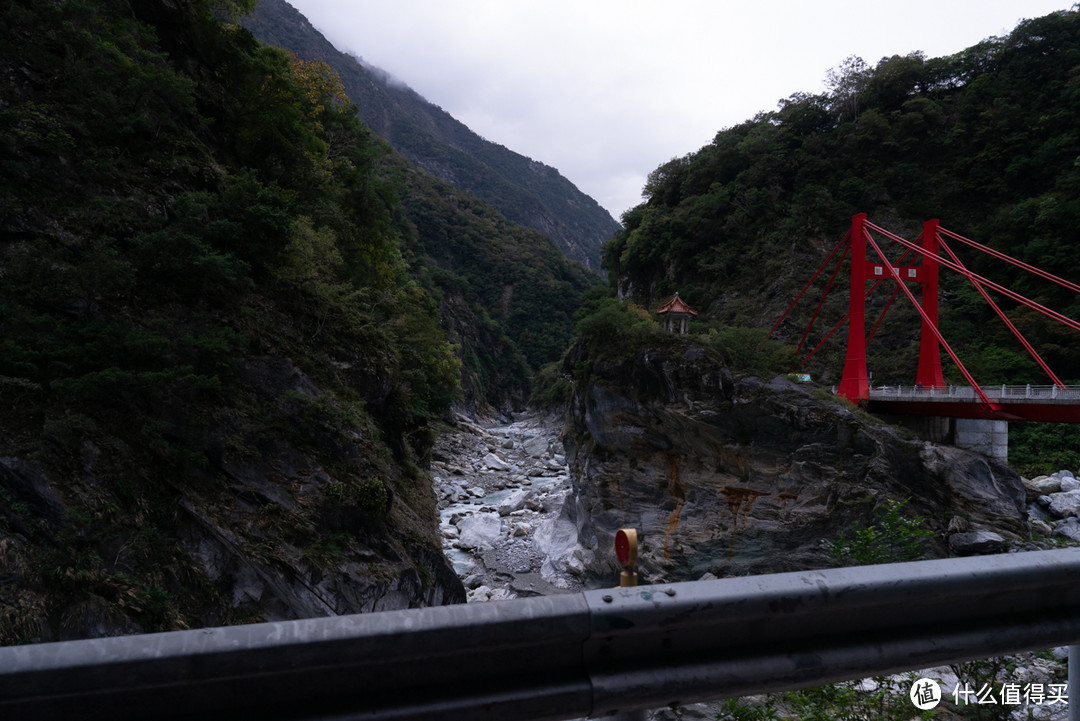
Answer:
xmin=773 ymin=213 xmax=1080 ymax=424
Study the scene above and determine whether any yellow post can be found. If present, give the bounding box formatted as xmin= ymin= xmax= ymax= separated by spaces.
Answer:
xmin=615 ymin=528 xmax=638 ymax=587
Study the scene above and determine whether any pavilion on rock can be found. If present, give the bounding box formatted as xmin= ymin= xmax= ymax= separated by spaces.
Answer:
xmin=655 ymin=292 xmax=698 ymax=334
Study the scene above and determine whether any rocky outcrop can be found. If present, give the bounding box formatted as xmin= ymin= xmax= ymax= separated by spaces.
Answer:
xmin=1023 ymin=470 xmax=1080 ymax=541
xmin=0 ymin=351 xmax=464 ymax=646
xmin=560 ymin=340 xmax=1028 ymax=585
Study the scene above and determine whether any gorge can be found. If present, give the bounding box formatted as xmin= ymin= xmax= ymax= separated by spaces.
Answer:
xmin=4 ymin=4 xmax=1080 ymax=692
xmin=432 ymin=336 xmax=1079 ymax=601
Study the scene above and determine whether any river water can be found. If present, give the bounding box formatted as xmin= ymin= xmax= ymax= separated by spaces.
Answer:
xmin=430 ymin=411 xmax=590 ymax=602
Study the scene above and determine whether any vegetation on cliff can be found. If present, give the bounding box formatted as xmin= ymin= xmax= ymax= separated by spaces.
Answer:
xmin=604 ymin=8 xmax=1080 ymax=384
xmin=239 ymin=0 xmax=603 ymax=411
xmin=595 ymin=8 xmax=1080 ymax=476
xmin=0 ymin=0 xmax=480 ymax=643
xmin=394 ymin=160 xmax=600 ymax=410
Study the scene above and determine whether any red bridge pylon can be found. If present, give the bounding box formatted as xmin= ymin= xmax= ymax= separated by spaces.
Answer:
xmin=772 ymin=213 xmax=1080 ymax=410
xmin=837 ymin=213 xmax=944 ymax=401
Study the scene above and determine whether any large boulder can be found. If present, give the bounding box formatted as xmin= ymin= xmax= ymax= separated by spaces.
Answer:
xmin=483 ymin=453 xmax=512 ymax=471
xmin=948 ymin=530 xmax=1008 ymax=556
xmin=559 ymin=340 xmax=1028 ymax=585
xmin=1046 ymin=489 xmax=1080 ymax=518
xmin=498 ymin=489 xmax=536 ymax=517
xmin=1023 ymin=475 xmax=1062 ymax=500
xmin=456 ymin=513 xmax=503 ymax=551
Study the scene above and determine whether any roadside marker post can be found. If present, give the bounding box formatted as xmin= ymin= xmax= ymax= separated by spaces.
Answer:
xmin=616 ymin=528 xmax=638 ymax=587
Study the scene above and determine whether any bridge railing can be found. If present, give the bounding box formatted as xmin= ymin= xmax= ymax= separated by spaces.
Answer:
xmin=3 ymin=549 xmax=1080 ymax=721
xmin=849 ymin=384 xmax=1080 ymax=402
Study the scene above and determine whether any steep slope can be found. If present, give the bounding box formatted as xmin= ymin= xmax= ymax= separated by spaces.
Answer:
xmin=243 ymin=0 xmax=620 ymax=271
xmin=0 ymin=0 xmax=467 ymax=643
xmin=393 ymin=161 xmax=600 ymax=411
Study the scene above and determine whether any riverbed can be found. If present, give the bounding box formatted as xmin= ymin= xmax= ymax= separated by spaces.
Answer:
xmin=430 ymin=411 xmax=591 ymax=602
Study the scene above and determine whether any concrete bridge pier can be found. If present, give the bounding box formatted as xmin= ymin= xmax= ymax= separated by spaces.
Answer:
xmin=888 ymin=415 xmax=1009 ymax=462
xmin=954 ymin=418 xmax=1009 ymax=462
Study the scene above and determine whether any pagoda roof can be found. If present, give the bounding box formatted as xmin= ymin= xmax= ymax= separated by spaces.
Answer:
xmin=655 ymin=293 xmax=698 ymax=316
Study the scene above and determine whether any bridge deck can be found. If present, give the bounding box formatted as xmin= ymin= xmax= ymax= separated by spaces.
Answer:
xmin=853 ymin=385 xmax=1080 ymax=422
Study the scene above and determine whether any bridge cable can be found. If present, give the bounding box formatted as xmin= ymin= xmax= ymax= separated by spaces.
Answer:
xmin=866 ymin=246 xmax=915 ymax=344
xmin=862 ymin=226 xmax=997 ymax=410
xmin=794 ymin=240 xmax=850 ymax=358
xmin=866 ymin=221 xmax=1080 ymax=333
xmin=771 ymin=231 xmax=850 ymax=337
xmin=938 ymin=236 xmax=1066 ymax=388
xmin=799 ymin=249 xmax=911 ymax=366
xmin=939 ymin=227 xmax=1080 ymax=296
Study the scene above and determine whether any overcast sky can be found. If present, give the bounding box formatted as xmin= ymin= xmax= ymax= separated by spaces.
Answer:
xmin=285 ymin=0 xmax=1073 ymax=221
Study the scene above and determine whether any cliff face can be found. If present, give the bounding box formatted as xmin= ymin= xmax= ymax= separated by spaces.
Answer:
xmin=0 ymin=0 xmax=467 ymax=645
xmin=560 ymin=340 xmax=1028 ymax=584
xmin=1 ymin=347 xmax=465 ymax=644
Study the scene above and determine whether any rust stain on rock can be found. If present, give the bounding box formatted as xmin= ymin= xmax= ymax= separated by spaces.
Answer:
xmin=721 ymin=485 xmax=770 ymax=559
xmin=663 ymin=455 xmax=686 ymax=560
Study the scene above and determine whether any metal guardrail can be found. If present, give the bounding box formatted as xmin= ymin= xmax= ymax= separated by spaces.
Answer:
xmin=3 ymin=549 xmax=1080 ymax=720
xmin=862 ymin=384 xmax=1080 ymax=402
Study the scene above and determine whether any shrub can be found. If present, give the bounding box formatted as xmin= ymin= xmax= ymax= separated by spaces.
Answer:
xmin=702 ymin=326 xmax=796 ymax=376
xmin=529 ymin=361 xmax=574 ymax=409
xmin=822 ymin=498 xmax=934 ymax=566
xmin=355 ymin=478 xmax=389 ymax=521
xmin=574 ymin=296 xmax=665 ymax=360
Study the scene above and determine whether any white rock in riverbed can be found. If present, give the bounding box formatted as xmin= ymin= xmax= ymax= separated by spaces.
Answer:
xmin=1027 ymin=475 xmax=1062 ymax=497
xmin=456 ymin=513 xmax=502 ymax=550
xmin=498 ymin=489 xmax=535 ymax=516
xmin=483 ymin=453 xmax=511 ymax=471
xmin=1055 ymin=517 xmax=1080 ymax=542
xmin=431 ymin=411 xmax=583 ymax=600
xmin=524 ymin=435 xmax=549 ymax=458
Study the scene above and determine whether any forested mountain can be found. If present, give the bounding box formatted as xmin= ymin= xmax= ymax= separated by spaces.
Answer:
xmin=602 ymin=9 xmax=1080 ymax=392
xmin=0 ymin=0 xmax=596 ymax=642
xmin=242 ymin=0 xmax=618 ymax=271
xmin=395 ymin=163 xmax=598 ymax=409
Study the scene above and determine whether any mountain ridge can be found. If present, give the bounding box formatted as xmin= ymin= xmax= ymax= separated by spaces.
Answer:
xmin=243 ymin=0 xmax=618 ymax=271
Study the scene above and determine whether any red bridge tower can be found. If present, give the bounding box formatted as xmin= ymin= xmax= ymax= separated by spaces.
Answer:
xmin=837 ymin=214 xmax=944 ymax=401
